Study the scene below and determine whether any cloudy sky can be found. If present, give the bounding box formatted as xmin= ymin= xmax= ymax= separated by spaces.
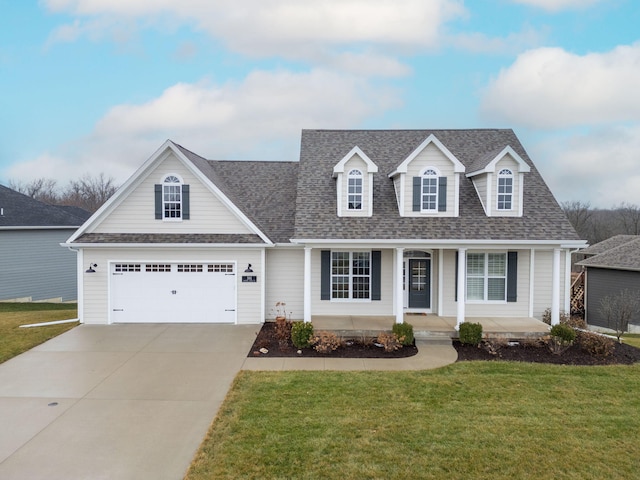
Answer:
xmin=1 ymin=0 xmax=639 ymax=207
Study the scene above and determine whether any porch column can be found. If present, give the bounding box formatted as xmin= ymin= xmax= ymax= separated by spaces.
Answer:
xmin=303 ymin=247 xmax=311 ymax=323
xmin=456 ymin=248 xmax=466 ymax=330
xmin=564 ymin=248 xmax=572 ymax=314
xmin=395 ymin=247 xmax=404 ymax=324
xmin=551 ymin=248 xmax=561 ymax=325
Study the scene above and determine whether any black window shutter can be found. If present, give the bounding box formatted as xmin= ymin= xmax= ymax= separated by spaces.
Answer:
xmin=371 ymin=251 xmax=381 ymax=300
xmin=438 ymin=176 xmax=447 ymax=212
xmin=412 ymin=177 xmax=421 ymax=211
xmin=182 ymin=184 xmax=190 ymax=220
xmin=154 ymin=184 xmax=162 ymax=219
xmin=454 ymin=251 xmax=459 ymax=302
xmin=507 ymin=251 xmax=518 ymax=302
xmin=321 ymin=250 xmax=331 ymax=300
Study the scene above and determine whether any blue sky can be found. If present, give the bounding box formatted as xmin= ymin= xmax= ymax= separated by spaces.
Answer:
xmin=1 ymin=0 xmax=639 ymax=207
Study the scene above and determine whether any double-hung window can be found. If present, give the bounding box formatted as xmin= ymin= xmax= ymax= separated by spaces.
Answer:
xmin=497 ymin=169 xmax=513 ymax=210
xmin=347 ymin=169 xmax=363 ymax=210
xmin=331 ymin=251 xmax=370 ymax=299
xmin=466 ymin=252 xmax=507 ymax=301
xmin=421 ymin=168 xmax=438 ymax=211
xmin=163 ymin=175 xmax=182 ymax=219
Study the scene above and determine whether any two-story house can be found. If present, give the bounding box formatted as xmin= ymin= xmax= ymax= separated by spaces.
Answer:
xmin=64 ymin=129 xmax=585 ymax=328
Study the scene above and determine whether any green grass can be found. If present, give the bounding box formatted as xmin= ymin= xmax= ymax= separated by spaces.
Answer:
xmin=186 ymin=363 xmax=640 ymax=480
xmin=0 ymin=303 xmax=78 ymax=364
xmin=621 ymin=333 xmax=640 ymax=349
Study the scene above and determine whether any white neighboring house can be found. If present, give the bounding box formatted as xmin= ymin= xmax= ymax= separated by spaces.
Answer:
xmin=64 ymin=129 xmax=586 ymax=327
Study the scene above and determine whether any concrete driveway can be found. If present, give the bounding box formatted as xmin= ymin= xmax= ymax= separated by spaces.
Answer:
xmin=0 ymin=323 xmax=258 ymax=480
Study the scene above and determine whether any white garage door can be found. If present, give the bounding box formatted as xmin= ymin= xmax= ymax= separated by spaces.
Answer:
xmin=110 ymin=262 xmax=236 ymax=323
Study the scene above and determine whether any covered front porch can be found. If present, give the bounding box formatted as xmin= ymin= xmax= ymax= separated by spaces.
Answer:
xmin=311 ymin=314 xmax=550 ymax=340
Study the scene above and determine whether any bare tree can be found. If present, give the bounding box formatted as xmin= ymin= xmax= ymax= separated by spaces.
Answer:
xmin=8 ymin=178 xmax=59 ymax=204
xmin=598 ymin=289 xmax=640 ymax=343
xmin=562 ymin=200 xmax=594 ymax=241
xmin=61 ymin=173 xmax=118 ymax=213
xmin=615 ymin=202 xmax=640 ymax=235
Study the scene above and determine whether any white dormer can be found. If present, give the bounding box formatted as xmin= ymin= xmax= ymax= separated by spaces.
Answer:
xmin=466 ymin=146 xmax=530 ymax=217
xmin=388 ymin=134 xmax=465 ymax=217
xmin=333 ymin=146 xmax=378 ymax=217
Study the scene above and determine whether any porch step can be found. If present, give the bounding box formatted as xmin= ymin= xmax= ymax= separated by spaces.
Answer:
xmin=326 ymin=329 xmax=454 ymax=346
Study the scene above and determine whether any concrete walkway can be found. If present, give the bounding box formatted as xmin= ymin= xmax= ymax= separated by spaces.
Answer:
xmin=0 ymin=324 xmax=458 ymax=480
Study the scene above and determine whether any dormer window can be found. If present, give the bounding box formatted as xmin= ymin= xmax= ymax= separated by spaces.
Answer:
xmin=347 ymin=169 xmax=363 ymax=210
xmin=421 ymin=168 xmax=439 ymax=212
xmin=155 ymin=174 xmax=190 ymax=221
xmin=497 ymin=169 xmax=513 ymax=211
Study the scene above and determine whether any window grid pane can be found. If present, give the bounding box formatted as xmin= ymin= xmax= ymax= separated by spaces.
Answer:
xmin=466 ymin=253 xmax=507 ymax=301
xmin=163 ymin=183 xmax=182 ymax=219
xmin=497 ymin=177 xmax=513 ymax=210
xmin=331 ymin=251 xmax=370 ymax=300
xmin=422 ymin=177 xmax=437 ymax=211
xmin=347 ymin=177 xmax=363 ymax=210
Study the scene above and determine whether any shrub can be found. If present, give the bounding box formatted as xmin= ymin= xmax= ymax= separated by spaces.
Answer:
xmin=542 ymin=308 xmax=572 ymax=325
xmin=311 ymin=331 xmax=341 ymax=354
xmin=563 ymin=315 xmax=587 ymax=330
xmin=291 ymin=321 xmax=314 ymax=349
xmin=577 ymin=331 xmax=615 ymax=358
xmin=459 ymin=322 xmax=483 ymax=346
xmin=550 ymin=323 xmax=576 ymax=343
xmin=274 ymin=317 xmax=292 ymax=349
xmin=392 ymin=322 xmax=414 ymax=346
xmin=377 ymin=332 xmax=403 ymax=352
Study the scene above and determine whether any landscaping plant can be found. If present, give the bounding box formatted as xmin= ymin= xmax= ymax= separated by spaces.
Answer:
xmin=392 ymin=321 xmax=414 ymax=346
xmin=377 ymin=332 xmax=403 ymax=352
xmin=291 ymin=321 xmax=314 ymax=349
xmin=459 ymin=322 xmax=483 ymax=345
xmin=311 ymin=331 xmax=341 ymax=354
xmin=547 ymin=323 xmax=576 ymax=355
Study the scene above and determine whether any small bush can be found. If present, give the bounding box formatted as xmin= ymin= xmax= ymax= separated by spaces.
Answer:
xmin=550 ymin=323 xmax=576 ymax=343
xmin=392 ymin=322 xmax=414 ymax=346
xmin=311 ymin=331 xmax=341 ymax=354
xmin=291 ymin=321 xmax=314 ymax=349
xmin=562 ymin=315 xmax=587 ymax=330
xmin=274 ymin=317 xmax=292 ymax=349
xmin=459 ymin=322 xmax=483 ymax=346
xmin=542 ymin=308 xmax=572 ymax=326
xmin=577 ymin=331 xmax=615 ymax=358
xmin=377 ymin=332 xmax=403 ymax=352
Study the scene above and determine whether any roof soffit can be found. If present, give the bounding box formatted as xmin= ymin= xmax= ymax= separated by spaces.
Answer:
xmin=466 ymin=145 xmax=531 ymax=177
xmin=332 ymin=146 xmax=378 ymax=177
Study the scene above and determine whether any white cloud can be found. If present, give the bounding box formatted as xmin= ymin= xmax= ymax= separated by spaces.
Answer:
xmin=481 ymin=43 xmax=640 ymax=129
xmin=510 ymin=0 xmax=602 ymax=12
xmin=43 ymin=1 xmax=465 ymax=62
xmin=531 ymin=125 xmax=640 ymax=207
xmin=450 ymin=25 xmax=545 ymax=55
xmin=3 ymin=68 xmax=400 ymax=184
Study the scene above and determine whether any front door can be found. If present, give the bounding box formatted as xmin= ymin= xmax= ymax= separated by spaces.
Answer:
xmin=408 ymin=258 xmax=431 ymax=308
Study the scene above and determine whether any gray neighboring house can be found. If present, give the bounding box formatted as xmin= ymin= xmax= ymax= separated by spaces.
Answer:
xmin=64 ymin=129 xmax=585 ymax=327
xmin=577 ymin=235 xmax=640 ymax=332
xmin=0 ymin=185 xmax=90 ymax=302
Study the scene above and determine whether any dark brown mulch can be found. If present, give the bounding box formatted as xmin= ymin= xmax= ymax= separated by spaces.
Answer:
xmin=248 ymin=322 xmax=418 ymax=358
xmin=454 ymin=340 xmax=640 ymax=365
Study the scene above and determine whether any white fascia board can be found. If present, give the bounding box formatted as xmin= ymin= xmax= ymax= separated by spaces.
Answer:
xmin=332 ymin=146 xmax=378 ymax=177
xmin=389 ymin=134 xmax=465 ymax=177
xmin=466 ymin=146 xmax=531 ymax=177
xmin=290 ymin=238 xmax=588 ymax=249
xmin=61 ymin=242 xmax=272 ymax=249
xmin=1 ymin=226 xmax=81 ymax=231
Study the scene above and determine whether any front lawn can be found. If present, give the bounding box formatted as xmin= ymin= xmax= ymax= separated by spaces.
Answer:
xmin=0 ymin=303 xmax=78 ymax=364
xmin=622 ymin=333 xmax=640 ymax=349
xmin=187 ymin=363 xmax=640 ymax=480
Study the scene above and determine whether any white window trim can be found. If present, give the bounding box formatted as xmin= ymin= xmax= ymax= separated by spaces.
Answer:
xmin=465 ymin=252 xmax=508 ymax=303
xmin=496 ymin=169 xmax=514 ymax=212
xmin=347 ymin=169 xmax=363 ymax=211
xmin=162 ymin=173 xmax=183 ymax=222
xmin=330 ymin=250 xmax=372 ymax=302
xmin=421 ymin=167 xmax=440 ymax=213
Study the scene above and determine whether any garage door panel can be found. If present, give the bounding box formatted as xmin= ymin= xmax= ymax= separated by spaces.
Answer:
xmin=110 ymin=263 xmax=236 ymax=323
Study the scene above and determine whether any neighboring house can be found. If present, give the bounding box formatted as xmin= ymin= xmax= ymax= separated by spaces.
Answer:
xmin=0 ymin=185 xmax=91 ymax=302
xmin=576 ymin=235 xmax=640 ymax=332
xmin=64 ymin=129 xmax=585 ymax=327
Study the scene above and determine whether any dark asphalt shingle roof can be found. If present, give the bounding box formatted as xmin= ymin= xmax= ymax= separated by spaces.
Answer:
xmin=293 ymin=129 xmax=580 ymax=241
xmin=576 ymin=236 xmax=640 ymax=271
xmin=0 ymin=184 xmax=89 ymax=228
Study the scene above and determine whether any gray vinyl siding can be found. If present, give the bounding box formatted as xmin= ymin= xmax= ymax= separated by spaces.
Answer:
xmin=584 ymin=267 xmax=640 ymax=329
xmin=0 ymin=229 xmax=78 ymax=301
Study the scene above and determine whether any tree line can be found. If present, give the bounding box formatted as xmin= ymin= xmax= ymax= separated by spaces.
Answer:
xmin=562 ymin=201 xmax=640 ymax=245
xmin=8 ymin=173 xmax=119 ymax=213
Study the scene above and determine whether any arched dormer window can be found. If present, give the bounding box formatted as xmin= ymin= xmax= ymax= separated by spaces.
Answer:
xmin=155 ymin=174 xmax=190 ymax=221
xmin=497 ymin=169 xmax=513 ymax=211
xmin=347 ymin=169 xmax=363 ymax=210
xmin=421 ymin=168 xmax=439 ymax=212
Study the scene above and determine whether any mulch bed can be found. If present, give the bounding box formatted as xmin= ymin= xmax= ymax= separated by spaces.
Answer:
xmin=454 ymin=339 xmax=640 ymax=365
xmin=248 ymin=322 xmax=418 ymax=358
